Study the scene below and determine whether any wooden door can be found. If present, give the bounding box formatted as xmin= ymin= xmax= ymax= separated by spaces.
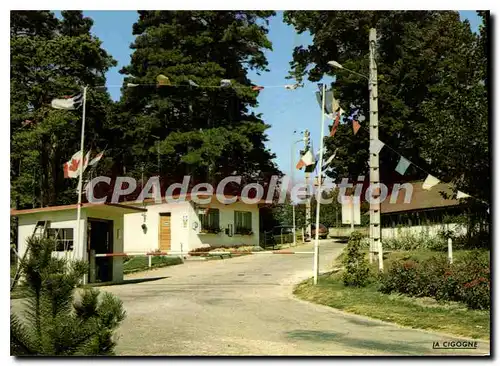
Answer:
xmin=159 ymin=213 xmax=171 ymax=251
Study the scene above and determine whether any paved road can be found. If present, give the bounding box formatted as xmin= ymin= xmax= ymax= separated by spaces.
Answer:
xmin=99 ymin=240 xmax=489 ymax=356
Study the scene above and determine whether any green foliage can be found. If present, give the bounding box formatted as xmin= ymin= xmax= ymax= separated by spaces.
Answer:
xmin=341 ymin=231 xmax=371 ymax=287
xmin=10 ymin=11 xmax=116 ymax=209
xmin=116 ymin=11 xmax=280 ymax=185
xmin=11 ymin=236 xmax=126 ymax=355
xmin=123 ymin=255 xmax=183 ymax=274
xmin=284 ymin=11 xmax=489 ymax=204
xmin=382 ymin=230 xmax=447 ymax=251
xmin=379 ymin=250 xmax=490 ymax=310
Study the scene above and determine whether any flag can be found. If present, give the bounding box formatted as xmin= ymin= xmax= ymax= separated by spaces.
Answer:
xmin=296 ymin=150 xmax=315 ymax=170
xmin=370 ymin=139 xmax=385 ymax=154
xmin=220 ymin=79 xmax=232 ymax=88
xmin=83 ymin=151 xmax=91 ymax=171
xmin=63 ymin=151 xmax=83 ymax=178
xmin=457 ymin=191 xmax=471 ymax=199
xmin=330 ymin=114 xmax=341 ymax=137
xmin=51 ymin=94 xmax=83 ymax=110
xmin=395 ymin=156 xmax=411 ymax=175
xmin=88 ymin=151 xmax=104 ymax=167
xmin=285 ymin=84 xmax=299 ymax=90
xmin=314 ymin=147 xmax=326 ymax=161
xmin=316 ymin=89 xmax=340 ymax=116
xmin=188 ymin=79 xmax=199 ymax=87
xmin=323 ymin=149 xmax=338 ymax=168
xmin=252 ymin=86 xmax=264 ymax=91
xmin=157 ymin=74 xmax=171 ymax=86
xmin=352 ymin=120 xmax=361 ymax=135
xmin=422 ymin=175 xmax=440 ymax=190
xmin=127 ymin=83 xmax=139 ymax=87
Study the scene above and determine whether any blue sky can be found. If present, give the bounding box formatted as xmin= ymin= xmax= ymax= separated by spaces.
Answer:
xmin=76 ymin=10 xmax=482 ymax=181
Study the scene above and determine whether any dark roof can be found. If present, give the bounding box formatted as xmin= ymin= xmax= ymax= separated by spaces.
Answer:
xmin=11 ymin=202 xmax=147 ymax=216
xmin=381 ymin=181 xmax=461 ymax=214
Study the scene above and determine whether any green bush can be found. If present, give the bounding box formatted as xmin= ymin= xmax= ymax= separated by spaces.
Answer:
xmin=379 ymin=251 xmax=490 ymax=309
xmin=341 ymin=232 xmax=371 ymax=287
xmin=382 ymin=230 xmax=447 ymax=251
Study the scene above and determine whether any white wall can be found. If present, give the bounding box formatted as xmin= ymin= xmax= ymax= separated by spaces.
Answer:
xmin=124 ymin=200 xmax=260 ymax=253
xmin=382 ymin=223 xmax=467 ymax=239
xmin=17 ymin=210 xmax=87 ymax=262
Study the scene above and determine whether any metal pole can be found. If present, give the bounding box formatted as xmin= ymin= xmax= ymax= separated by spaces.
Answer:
xmin=75 ymin=86 xmax=87 ymax=267
xmin=448 ymin=238 xmax=453 ymax=264
xmin=313 ymin=83 xmax=326 ymax=285
xmin=369 ymin=28 xmax=383 ymax=271
xmin=291 ymin=143 xmax=296 ymax=246
xmin=351 ymin=195 xmax=355 ymax=232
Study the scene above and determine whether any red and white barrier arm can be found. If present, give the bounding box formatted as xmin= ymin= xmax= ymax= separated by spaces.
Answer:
xmin=94 ymin=250 xmax=314 ymax=257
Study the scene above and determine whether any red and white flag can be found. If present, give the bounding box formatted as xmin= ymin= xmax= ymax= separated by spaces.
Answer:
xmin=63 ymin=151 xmax=83 ymax=178
xmin=296 ymin=150 xmax=315 ymax=170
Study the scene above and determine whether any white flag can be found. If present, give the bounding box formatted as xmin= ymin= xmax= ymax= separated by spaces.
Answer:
xmin=422 ymin=175 xmax=440 ymax=190
xmin=88 ymin=151 xmax=104 ymax=167
xmin=457 ymin=191 xmax=471 ymax=199
xmin=370 ymin=139 xmax=385 ymax=154
xmin=323 ymin=149 xmax=338 ymax=168
xmin=63 ymin=151 xmax=83 ymax=179
xmin=51 ymin=94 xmax=83 ymax=110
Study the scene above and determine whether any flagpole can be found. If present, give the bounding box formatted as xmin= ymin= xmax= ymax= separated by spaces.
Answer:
xmin=313 ymin=83 xmax=326 ymax=285
xmin=75 ymin=86 xmax=87 ymax=270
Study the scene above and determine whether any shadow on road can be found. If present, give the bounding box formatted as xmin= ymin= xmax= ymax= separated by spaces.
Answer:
xmin=93 ymin=276 xmax=170 ymax=287
xmin=286 ymin=329 xmax=431 ymax=355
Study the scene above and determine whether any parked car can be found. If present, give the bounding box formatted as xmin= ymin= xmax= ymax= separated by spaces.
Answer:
xmin=311 ymin=223 xmax=328 ymax=239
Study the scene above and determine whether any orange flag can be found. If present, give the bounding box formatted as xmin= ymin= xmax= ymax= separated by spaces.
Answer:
xmin=330 ymin=114 xmax=340 ymax=137
xmin=353 ymin=120 xmax=361 ymax=135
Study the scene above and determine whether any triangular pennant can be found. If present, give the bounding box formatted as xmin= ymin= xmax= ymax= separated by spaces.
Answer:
xmin=330 ymin=114 xmax=341 ymax=137
xmin=370 ymin=139 xmax=385 ymax=154
xmin=457 ymin=191 xmax=471 ymax=199
xmin=88 ymin=151 xmax=104 ymax=167
xmin=395 ymin=156 xmax=411 ymax=175
xmin=352 ymin=120 xmax=361 ymax=135
xmin=285 ymin=84 xmax=299 ymax=90
xmin=127 ymin=83 xmax=139 ymax=87
xmin=252 ymin=86 xmax=264 ymax=91
xmin=422 ymin=175 xmax=440 ymax=190
xmin=157 ymin=74 xmax=171 ymax=86
xmin=323 ymin=149 xmax=338 ymax=168
xmin=188 ymin=79 xmax=199 ymax=87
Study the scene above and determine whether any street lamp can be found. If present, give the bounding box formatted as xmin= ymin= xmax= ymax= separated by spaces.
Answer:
xmin=328 ymin=60 xmax=369 ymax=80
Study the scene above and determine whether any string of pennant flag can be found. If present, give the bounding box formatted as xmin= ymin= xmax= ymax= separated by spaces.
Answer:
xmin=296 ymin=85 xmax=488 ymax=207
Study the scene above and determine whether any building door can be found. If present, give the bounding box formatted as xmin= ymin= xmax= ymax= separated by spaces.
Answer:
xmin=88 ymin=218 xmax=113 ymax=283
xmin=159 ymin=213 xmax=171 ymax=251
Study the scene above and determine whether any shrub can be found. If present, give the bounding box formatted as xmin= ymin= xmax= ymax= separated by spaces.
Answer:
xmin=341 ymin=232 xmax=371 ymax=287
xmin=382 ymin=230 xmax=447 ymax=251
xmin=378 ymin=250 xmax=490 ymax=309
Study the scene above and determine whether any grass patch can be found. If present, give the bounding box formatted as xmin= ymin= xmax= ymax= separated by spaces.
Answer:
xmin=123 ymin=256 xmax=183 ymax=274
xmin=294 ymin=273 xmax=490 ymax=340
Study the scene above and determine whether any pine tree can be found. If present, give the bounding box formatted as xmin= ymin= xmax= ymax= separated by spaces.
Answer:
xmin=116 ymin=11 xmax=280 ymax=189
xmin=11 ymin=236 xmax=125 ymax=355
xmin=10 ymin=11 xmax=116 ymax=209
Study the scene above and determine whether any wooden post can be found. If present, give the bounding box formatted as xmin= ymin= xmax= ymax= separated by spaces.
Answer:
xmin=148 ymin=254 xmax=152 ymax=268
xmin=448 ymin=238 xmax=453 ymax=264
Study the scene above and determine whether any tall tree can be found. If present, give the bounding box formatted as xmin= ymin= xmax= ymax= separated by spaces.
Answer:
xmin=117 ymin=11 xmax=280 ymax=190
xmin=10 ymin=11 xmax=116 ymax=209
xmin=284 ymin=11 xmax=489 ymax=203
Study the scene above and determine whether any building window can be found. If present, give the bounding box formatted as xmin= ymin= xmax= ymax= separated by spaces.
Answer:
xmin=199 ymin=208 xmax=220 ymax=233
xmin=235 ymin=211 xmax=252 ymax=235
xmin=46 ymin=228 xmax=74 ymax=251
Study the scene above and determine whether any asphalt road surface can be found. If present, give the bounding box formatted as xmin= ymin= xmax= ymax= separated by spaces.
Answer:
xmin=95 ymin=240 xmax=489 ymax=355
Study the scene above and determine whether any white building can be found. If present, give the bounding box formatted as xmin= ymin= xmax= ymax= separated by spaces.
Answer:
xmin=123 ymin=194 xmax=261 ymax=254
xmin=11 ymin=202 xmax=146 ymax=284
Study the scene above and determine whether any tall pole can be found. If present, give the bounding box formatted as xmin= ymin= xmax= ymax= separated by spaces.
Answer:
xmin=369 ymin=28 xmax=383 ymax=271
xmin=75 ymin=86 xmax=87 ymax=264
xmin=313 ymin=83 xmax=326 ymax=285
xmin=304 ymin=130 xmax=312 ymax=241
xmin=157 ymin=140 xmax=160 ymax=176
xmin=290 ymin=144 xmax=296 ymax=246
